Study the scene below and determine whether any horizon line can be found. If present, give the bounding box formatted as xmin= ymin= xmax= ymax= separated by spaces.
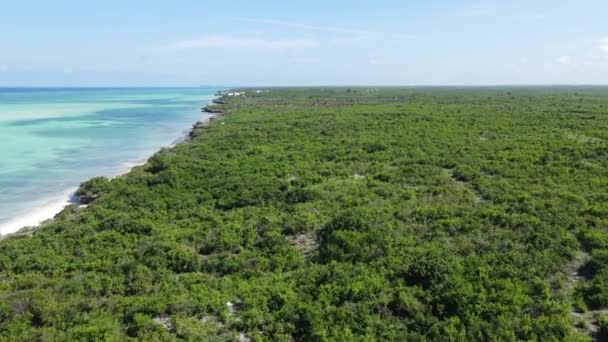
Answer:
xmin=2 ymin=83 xmax=608 ymax=89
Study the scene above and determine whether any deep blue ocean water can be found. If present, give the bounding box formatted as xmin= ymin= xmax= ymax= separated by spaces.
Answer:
xmin=0 ymin=87 xmax=219 ymax=234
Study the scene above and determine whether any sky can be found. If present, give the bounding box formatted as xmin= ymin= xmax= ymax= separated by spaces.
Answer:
xmin=0 ymin=0 xmax=607 ymax=86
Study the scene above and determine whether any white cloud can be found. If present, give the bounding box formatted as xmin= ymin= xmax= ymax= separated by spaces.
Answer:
xmin=227 ymin=16 xmax=417 ymax=41
xmin=461 ymin=4 xmax=498 ymax=17
xmin=600 ymin=37 xmax=608 ymax=53
xmin=228 ymin=17 xmax=371 ymax=36
xmin=166 ymin=35 xmax=319 ymax=51
xmin=557 ymin=56 xmax=572 ymax=65
xmin=0 ymin=65 xmax=8 ymax=72
xmin=369 ymin=58 xmax=383 ymax=66
xmin=457 ymin=4 xmax=547 ymax=22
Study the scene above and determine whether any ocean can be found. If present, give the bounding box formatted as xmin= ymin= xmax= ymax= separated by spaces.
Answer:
xmin=0 ymin=87 xmax=219 ymax=235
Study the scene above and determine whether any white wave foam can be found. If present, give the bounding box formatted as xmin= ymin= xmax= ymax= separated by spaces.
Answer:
xmin=0 ymin=188 xmax=77 ymax=237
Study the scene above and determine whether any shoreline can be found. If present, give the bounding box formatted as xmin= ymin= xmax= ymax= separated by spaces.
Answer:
xmin=0 ymin=93 xmax=226 ymax=239
xmin=0 ymin=188 xmax=80 ymax=237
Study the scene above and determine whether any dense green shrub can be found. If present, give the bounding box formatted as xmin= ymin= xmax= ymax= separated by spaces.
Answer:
xmin=75 ymin=177 xmax=110 ymax=204
xmin=2 ymin=87 xmax=608 ymax=340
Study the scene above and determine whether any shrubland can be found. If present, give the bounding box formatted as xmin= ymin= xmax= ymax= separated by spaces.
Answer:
xmin=1 ymin=87 xmax=607 ymax=340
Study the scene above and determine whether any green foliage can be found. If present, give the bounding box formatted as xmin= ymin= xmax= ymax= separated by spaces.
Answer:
xmin=2 ymin=87 xmax=608 ymax=340
xmin=75 ymin=176 xmax=110 ymax=204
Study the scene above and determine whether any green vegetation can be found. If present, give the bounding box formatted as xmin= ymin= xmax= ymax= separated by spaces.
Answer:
xmin=1 ymin=87 xmax=608 ymax=340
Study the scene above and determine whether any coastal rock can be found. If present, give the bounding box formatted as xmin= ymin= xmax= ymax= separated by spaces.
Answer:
xmin=189 ymin=122 xmax=204 ymax=139
xmin=202 ymin=106 xmax=223 ymax=114
xmin=75 ymin=177 xmax=110 ymax=204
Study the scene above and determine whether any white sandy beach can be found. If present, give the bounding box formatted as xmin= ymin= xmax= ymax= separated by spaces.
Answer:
xmin=1 ymin=148 xmax=180 ymax=237
xmin=0 ymin=188 xmax=77 ymax=236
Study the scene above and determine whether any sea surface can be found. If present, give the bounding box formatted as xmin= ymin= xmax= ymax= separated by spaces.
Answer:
xmin=0 ymin=87 xmax=219 ymax=235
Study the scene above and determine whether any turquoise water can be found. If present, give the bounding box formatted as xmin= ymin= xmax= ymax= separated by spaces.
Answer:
xmin=0 ymin=87 xmax=219 ymax=234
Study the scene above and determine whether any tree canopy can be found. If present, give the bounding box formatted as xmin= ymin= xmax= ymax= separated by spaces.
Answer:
xmin=1 ymin=87 xmax=607 ymax=340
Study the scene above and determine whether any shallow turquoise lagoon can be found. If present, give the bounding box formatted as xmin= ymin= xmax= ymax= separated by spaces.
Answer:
xmin=0 ymin=87 xmax=219 ymax=234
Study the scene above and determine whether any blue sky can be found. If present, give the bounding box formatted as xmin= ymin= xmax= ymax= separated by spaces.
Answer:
xmin=1 ymin=0 xmax=607 ymax=86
